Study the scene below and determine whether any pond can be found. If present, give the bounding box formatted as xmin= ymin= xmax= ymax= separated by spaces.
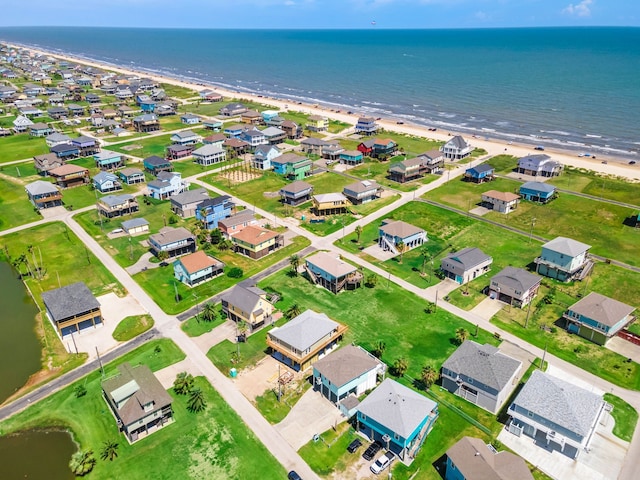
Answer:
xmin=0 ymin=261 xmax=42 ymax=403
xmin=0 ymin=429 xmax=75 ymax=479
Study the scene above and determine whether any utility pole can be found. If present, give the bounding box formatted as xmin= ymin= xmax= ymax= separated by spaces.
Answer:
xmin=540 ymin=342 xmax=548 ymax=370
xmin=96 ymin=346 xmax=104 ymax=377
xmin=528 ymin=217 xmax=536 ymax=244
xmin=524 ymin=296 xmax=533 ymax=328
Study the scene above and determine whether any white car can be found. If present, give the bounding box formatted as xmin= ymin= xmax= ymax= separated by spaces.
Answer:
xmin=370 ymin=451 xmax=394 ymax=474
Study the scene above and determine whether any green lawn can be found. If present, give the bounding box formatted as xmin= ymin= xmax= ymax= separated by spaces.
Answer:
xmin=0 ymin=133 xmax=49 ymax=162
xmin=0 ymin=222 xmax=124 ymax=308
xmin=112 ymin=314 xmax=154 ymax=341
xmin=254 ymin=379 xmax=312 ymax=424
xmin=172 ymin=157 xmax=243 ymax=178
xmin=134 ymin=235 xmax=311 ymax=314
xmin=0 ymin=339 xmax=287 ymax=480
xmin=427 ymin=176 xmax=640 ymax=267
xmin=603 ymin=393 xmax=638 ymax=442
xmin=181 ymin=303 xmax=226 ymax=337
xmin=348 ymin=159 xmax=439 ymax=192
xmin=161 ymin=83 xmax=198 ymax=99
xmin=0 ymin=175 xmax=42 ymax=230
xmin=109 ymin=133 xmax=176 ymax=159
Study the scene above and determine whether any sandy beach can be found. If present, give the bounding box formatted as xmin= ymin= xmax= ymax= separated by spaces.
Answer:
xmin=14 ymin=43 xmax=640 ymax=181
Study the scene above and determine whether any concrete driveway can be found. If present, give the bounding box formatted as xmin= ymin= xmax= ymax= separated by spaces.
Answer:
xmin=275 ymin=389 xmax=347 ymax=451
xmin=606 ymin=336 xmax=640 ymax=364
xmin=424 ymin=278 xmax=459 ymax=298
xmin=470 ymin=296 xmax=505 ymax=321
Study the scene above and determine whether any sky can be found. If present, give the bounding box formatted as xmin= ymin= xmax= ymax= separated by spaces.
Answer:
xmin=0 ymin=0 xmax=638 ymax=29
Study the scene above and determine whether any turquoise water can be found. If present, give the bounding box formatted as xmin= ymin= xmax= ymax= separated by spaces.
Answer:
xmin=1 ymin=27 xmax=639 ymax=157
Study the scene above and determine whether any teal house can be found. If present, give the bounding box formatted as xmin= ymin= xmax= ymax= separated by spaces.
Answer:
xmin=357 ymin=378 xmax=438 ymax=464
xmin=94 ymin=150 xmax=124 ymax=171
xmin=535 ymin=236 xmax=592 ymax=282
xmin=519 ymin=181 xmax=556 ymax=203
xmin=563 ymin=292 xmax=635 ymax=345
xmin=272 ymin=153 xmax=313 ymax=180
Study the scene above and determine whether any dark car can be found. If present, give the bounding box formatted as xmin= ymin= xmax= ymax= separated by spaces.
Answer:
xmin=534 ymin=145 xmax=545 ymax=151
xmin=287 ymin=471 xmax=302 ymax=480
xmin=347 ymin=438 xmax=363 ymax=453
xmin=629 ymin=160 xmax=637 ymax=165
xmin=362 ymin=441 xmax=382 ymax=461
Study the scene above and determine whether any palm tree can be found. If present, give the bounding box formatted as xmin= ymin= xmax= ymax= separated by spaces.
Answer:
xmin=372 ymin=340 xmax=386 ymax=359
xmin=289 ymin=254 xmax=299 ymax=276
xmin=173 ymin=371 xmax=195 ymax=395
xmin=69 ymin=449 xmax=96 ymax=476
xmin=392 ymin=357 xmax=409 ymax=377
xmin=420 ymin=246 xmax=430 ymax=276
xmin=157 ymin=250 xmax=169 ymax=262
xmin=100 ymin=439 xmax=119 ymax=461
xmin=218 ymin=239 xmax=232 ymax=251
xmin=420 ymin=365 xmax=439 ymax=390
xmin=355 ymin=225 xmax=363 ymax=244
xmin=201 ymin=302 xmax=218 ymax=323
xmin=187 ymin=387 xmax=207 ymax=413
xmin=455 ymin=327 xmax=469 ymax=345
xmin=396 ymin=240 xmax=405 ymax=264
xmin=365 ymin=273 xmax=378 ymax=288
xmin=285 ymin=303 xmax=301 ymax=319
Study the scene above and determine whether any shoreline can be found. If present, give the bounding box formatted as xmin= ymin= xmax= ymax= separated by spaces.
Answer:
xmin=8 ymin=42 xmax=640 ymax=181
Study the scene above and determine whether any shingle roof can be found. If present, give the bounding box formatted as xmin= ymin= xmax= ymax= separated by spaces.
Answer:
xmin=306 ymin=251 xmax=357 ymax=278
xmin=443 ymin=247 xmax=492 ymax=271
xmin=520 ymin=181 xmax=556 ymax=194
xmin=467 ymin=163 xmax=495 ymax=175
xmin=513 ymin=370 xmax=604 ymax=438
xmin=50 ymin=144 xmax=80 ymax=154
xmin=357 ymin=378 xmax=438 ymax=439
xmin=25 ymin=180 xmax=59 ymax=196
xmin=42 ymin=282 xmax=100 ymax=322
xmin=446 ymin=135 xmax=470 ymax=149
xmin=172 ymin=129 xmax=198 ymax=139
xmin=313 ymin=345 xmax=383 ymax=388
xmin=218 ymin=209 xmax=256 ymax=229
xmin=491 ymin=267 xmax=541 ymax=292
xmin=149 ymin=227 xmax=195 ymax=247
xmin=313 ymin=192 xmax=347 ymax=203
xmin=542 ymin=237 xmax=591 ymax=257
xmin=568 ymin=292 xmax=635 ymax=328
xmin=93 ymin=171 xmax=119 ymax=184
xmin=446 ymin=436 xmax=534 ymax=480
xmin=379 ymin=219 xmax=424 ymax=239
xmin=269 ymin=310 xmax=339 ymax=352
xmin=193 ymin=144 xmax=224 ymax=156
xmin=232 ymin=225 xmax=280 ymax=246
xmin=344 ymin=180 xmax=380 ymax=193
xmin=99 ymin=193 xmax=134 ymax=207
xmin=169 ymin=188 xmax=209 ymax=207
xmin=443 ymin=341 xmax=522 ymax=392
xmin=280 ymin=180 xmax=313 ymax=195
xmin=121 ymin=217 xmax=149 ymax=230
xmin=102 ymin=362 xmax=172 ymax=427
xmin=176 ymin=251 xmax=223 ymax=274
xmin=49 ymin=164 xmax=88 ymax=176
xmin=144 ymin=155 xmax=170 ymax=166
xmin=118 ymin=167 xmax=144 ymax=177
xmin=220 ymin=284 xmax=267 ymax=316
xmin=483 ymin=190 xmax=520 ymax=202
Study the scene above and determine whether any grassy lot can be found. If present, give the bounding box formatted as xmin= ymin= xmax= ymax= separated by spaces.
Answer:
xmin=134 ymin=235 xmax=310 ymax=314
xmin=74 ymin=198 xmax=195 ymax=268
xmin=181 ymin=303 xmax=226 ymax=337
xmin=0 ymin=134 xmax=49 ymax=162
xmin=0 ymin=175 xmax=42 ymax=230
xmin=161 ymin=83 xmax=198 ymax=99
xmin=111 ymin=314 xmax=154 ymax=341
xmin=181 ymin=99 xmax=269 ymax=117
xmin=109 ymin=133 xmax=176 ymax=159
xmin=172 ymin=157 xmax=243 ymax=178
xmin=0 ymin=222 xmax=124 ymax=307
xmin=0 ymin=339 xmax=287 ymax=480
xmin=426 ymin=176 xmax=640 ymax=267
xmin=549 ymin=165 xmax=640 ymax=206
xmin=603 ymin=393 xmax=638 ymax=442
xmin=254 ymin=378 xmax=312 ymax=424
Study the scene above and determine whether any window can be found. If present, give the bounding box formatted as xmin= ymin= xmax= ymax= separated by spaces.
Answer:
xmin=527 ymin=411 xmax=534 ymax=418
xmin=468 ymin=378 xmax=473 ymax=384
xmin=450 ymin=461 xmax=456 ymax=470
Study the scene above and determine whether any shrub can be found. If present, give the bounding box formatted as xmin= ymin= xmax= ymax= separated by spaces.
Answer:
xmin=227 ymin=267 xmax=243 ymax=278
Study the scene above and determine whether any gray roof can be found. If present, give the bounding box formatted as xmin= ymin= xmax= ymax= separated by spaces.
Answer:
xmin=99 ymin=193 xmax=134 ymax=207
xmin=42 ymin=282 xmax=100 ymax=322
xmin=193 ymin=144 xmax=224 ymax=156
xmin=306 ymin=251 xmax=357 ymax=278
xmin=102 ymin=362 xmax=172 ymax=427
xmin=262 ymin=126 xmax=285 ymax=136
xmin=446 ymin=436 xmax=534 ymax=480
xmin=379 ymin=219 xmax=424 ymax=239
xmin=357 ymin=378 xmax=438 ymax=439
xmin=218 ymin=209 xmax=256 ymax=229
xmin=491 ymin=267 xmax=541 ymax=292
xmin=221 ymin=284 xmax=267 ymax=317
xmin=468 ymin=163 xmax=494 ymax=174
xmin=313 ymin=192 xmax=347 ymax=203
xmin=313 ymin=345 xmax=383 ymax=388
xmin=118 ymin=167 xmax=144 ymax=177
xmin=344 ymin=180 xmax=381 ymax=194
xmin=149 ymin=227 xmax=195 ymax=247
xmin=169 ymin=188 xmax=209 ymax=207
xmin=542 ymin=236 xmax=591 ymax=257
xmin=442 ymin=341 xmax=522 ymax=392
xmin=25 ymin=180 xmax=59 ymax=196
xmin=145 ymin=155 xmax=170 ymax=167
xmin=518 ymin=154 xmax=552 ymax=168
xmin=520 ymin=181 xmax=556 ymax=194
xmin=269 ymin=310 xmax=339 ymax=352
xmin=254 ymin=144 xmax=279 ymax=156
xmin=121 ymin=217 xmax=149 ymax=229
xmin=443 ymin=247 xmax=492 ymax=270
xmin=46 ymin=132 xmax=71 ymax=143
xmin=280 ymin=180 xmax=313 ymax=195
xmin=301 ymin=137 xmax=329 ymax=146
xmin=172 ymin=129 xmax=198 ymax=139
xmin=568 ymin=292 xmax=635 ymax=328
xmin=93 ymin=171 xmax=119 ymax=184
xmin=446 ymin=135 xmax=470 ymax=149
xmin=513 ymin=370 xmax=604 ymax=438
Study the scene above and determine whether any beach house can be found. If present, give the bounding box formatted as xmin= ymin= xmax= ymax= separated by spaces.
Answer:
xmin=252 ymin=144 xmax=281 ymax=170
xmin=220 ymin=103 xmax=247 ymax=116
xmin=481 ymin=190 xmax=520 ymax=214
xmin=441 ymin=341 xmax=522 ymax=413
xmin=261 ymin=126 xmax=286 ymax=144
xmin=535 ymin=236 xmax=592 ymax=282
xmin=517 ymin=154 xmax=563 ymax=177
xmin=144 ymin=156 xmax=173 ymax=175
xmin=339 ymin=150 xmax=364 ymax=166
xmin=441 ymin=135 xmax=473 ymax=160
xmin=312 ymin=193 xmax=349 ymax=216
xmin=13 ymin=115 xmax=34 ymax=132
xmin=49 ymin=164 xmax=90 ymax=188
xmin=133 ymin=114 xmax=160 ymax=133
xmin=170 ymin=130 xmax=201 ymax=146
xmin=388 ymin=150 xmax=444 ymax=182
xmin=464 ymin=164 xmax=495 ymax=183
xmin=148 ymin=227 xmax=196 ymax=258
xmin=440 ymin=247 xmax=493 ymax=285
xmin=166 ymin=144 xmax=194 ymax=161
xmin=343 ymin=180 xmax=381 ymax=204
xmin=562 ymin=292 xmax=635 ymax=345
xmin=195 ymin=195 xmax=234 ymax=229
xmin=94 ymin=150 xmax=124 ymax=171
xmin=180 ymin=113 xmax=200 ymax=125
xmin=304 ymin=251 xmax=363 ymax=294
xmin=173 ymin=250 xmax=224 ymax=287
xmin=169 ymin=188 xmax=210 ymax=218
xmin=378 ymin=220 xmax=427 ymax=254
xmin=192 ymin=144 xmax=227 ymax=165
xmin=29 ymin=122 xmax=53 ymax=137
xmin=117 ymin=168 xmax=145 ymax=185
xmin=241 ymin=110 xmax=262 ymax=125
xmin=355 ymin=116 xmax=379 ymax=135
xmin=93 ymin=171 xmax=122 ymax=193
xmin=306 ymin=115 xmax=329 ymax=132
xmin=147 ymin=171 xmax=188 ymax=200
xmin=230 ymin=225 xmax=284 ymax=259
xmin=72 ymin=135 xmax=100 ymax=156
xmin=489 ymin=267 xmax=541 ymax=308
xmin=519 ymin=181 xmax=557 ymax=203
xmin=33 ymin=153 xmax=64 ymax=175
xmin=121 ymin=218 xmax=150 ymax=236
xmin=239 ymin=127 xmax=267 ymax=148
xmin=50 ymin=143 xmax=80 ymax=160
xmin=45 ymin=132 xmax=72 ymax=148
xmin=218 ymin=210 xmax=259 ymax=239
xmin=267 ymin=310 xmax=347 ymax=371
xmin=97 ymin=194 xmax=139 ymax=218
xmin=25 ymin=180 xmax=62 ymax=209
xmin=42 ymin=282 xmax=102 ymax=336
xmin=220 ymin=284 xmax=275 ymax=333
xmin=272 ymin=153 xmax=313 ymax=180
xmin=356 ymin=378 xmax=439 ymax=464
xmin=507 ymin=370 xmax=606 ymax=459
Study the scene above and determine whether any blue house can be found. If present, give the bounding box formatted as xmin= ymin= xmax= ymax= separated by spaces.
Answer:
xmin=143 ymin=155 xmax=173 ymax=175
xmin=339 ymin=150 xmax=364 ymax=165
xmin=252 ymin=145 xmax=281 ymax=170
xmin=195 ymin=195 xmax=234 ymax=229
xmin=563 ymin=292 xmax=635 ymax=345
xmin=173 ymin=250 xmax=224 ymax=287
xmin=223 ymin=124 xmax=245 ymax=138
xmin=464 ymin=164 xmax=494 ymax=183
xmin=203 ymin=118 xmax=223 ymax=131
xmin=519 ymin=181 xmax=556 ymax=203
xmin=94 ymin=150 xmax=124 ymax=170
xmin=50 ymin=143 xmax=80 ymax=159
xmin=312 ymin=345 xmax=385 ymax=410
xmin=535 ymin=236 xmax=591 ymax=282
xmin=136 ymin=94 xmax=156 ymax=112
xmin=357 ymin=379 xmax=439 ymax=464
xmin=147 ymin=172 xmax=188 ymax=200
xmin=181 ymin=113 xmax=201 ymax=125
xmin=93 ymin=171 xmax=122 ymax=193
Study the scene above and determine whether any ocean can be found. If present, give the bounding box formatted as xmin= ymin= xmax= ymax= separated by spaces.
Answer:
xmin=1 ymin=27 xmax=639 ymax=158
